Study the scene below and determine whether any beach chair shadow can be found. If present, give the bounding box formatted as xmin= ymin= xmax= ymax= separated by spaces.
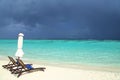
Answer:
xmin=15 ymin=59 xmax=46 ymax=77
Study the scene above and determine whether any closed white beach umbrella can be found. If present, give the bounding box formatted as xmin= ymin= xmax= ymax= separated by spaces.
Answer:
xmin=15 ymin=33 xmax=24 ymax=58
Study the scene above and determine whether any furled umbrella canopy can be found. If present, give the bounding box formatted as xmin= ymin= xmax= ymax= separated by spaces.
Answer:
xmin=15 ymin=33 xmax=24 ymax=58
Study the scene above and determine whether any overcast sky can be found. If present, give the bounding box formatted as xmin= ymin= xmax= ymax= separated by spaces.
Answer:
xmin=0 ymin=0 xmax=120 ymax=39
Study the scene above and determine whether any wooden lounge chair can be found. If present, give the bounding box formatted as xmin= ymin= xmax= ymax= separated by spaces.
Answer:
xmin=2 ymin=56 xmax=32 ymax=73
xmin=8 ymin=56 xmax=23 ymax=72
xmin=14 ymin=59 xmax=46 ymax=77
xmin=2 ymin=56 xmax=18 ymax=69
xmin=7 ymin=57 xmax=32 ymax=73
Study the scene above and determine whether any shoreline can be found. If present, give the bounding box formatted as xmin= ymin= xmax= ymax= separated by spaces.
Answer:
xmin=1 ymin=56 xmax=120 ymax=72
xmin=0 ymin=59 xmax=120 ymax=80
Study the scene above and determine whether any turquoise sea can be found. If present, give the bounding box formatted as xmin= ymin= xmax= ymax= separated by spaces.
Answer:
xmin=0 ymin=40 xmax=120 ymax=68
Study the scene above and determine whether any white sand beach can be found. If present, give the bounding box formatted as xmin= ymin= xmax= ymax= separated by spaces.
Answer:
xmin=0 ymin=60 xmax=120 ymax=80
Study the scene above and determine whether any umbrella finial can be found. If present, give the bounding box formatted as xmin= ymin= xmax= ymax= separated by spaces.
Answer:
xmin=19 ymin=33 xmax=24 ymax=36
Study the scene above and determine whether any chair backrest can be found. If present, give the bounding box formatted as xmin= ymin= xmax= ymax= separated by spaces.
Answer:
xmin=18 ymin=59 xmax=26 ymax=70
xmin=8 ymin=56 xmax=16 ymax=65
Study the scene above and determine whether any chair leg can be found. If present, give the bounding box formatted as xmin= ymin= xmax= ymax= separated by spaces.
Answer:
xmin=17 ymin=72 xmax=22 ymax=78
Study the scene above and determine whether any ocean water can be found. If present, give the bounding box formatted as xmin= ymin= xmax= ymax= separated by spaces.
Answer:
xmin=0 ymin=40 xmax=120 ymax=68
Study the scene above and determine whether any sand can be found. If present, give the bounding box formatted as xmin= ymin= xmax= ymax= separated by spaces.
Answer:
xmin=0 ymin=60 xmax=120 ymax=80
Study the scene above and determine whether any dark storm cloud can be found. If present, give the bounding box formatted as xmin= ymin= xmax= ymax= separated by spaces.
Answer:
xmin=0 ymin=0 xmax=120 ymax=39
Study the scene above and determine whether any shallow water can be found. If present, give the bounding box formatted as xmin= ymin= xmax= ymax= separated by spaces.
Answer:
xmin=0 ymin=40 xmax=120 ymax=68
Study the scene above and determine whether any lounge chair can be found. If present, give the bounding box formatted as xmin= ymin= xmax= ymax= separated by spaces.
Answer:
xmin=2 ymin=56 xmax=32 ymax=73
xmin=8 ymin=56 xmax=33 ymax=73
xmin=2 ymin=56 xmax=18 ymax=69
xmin=14 ymin=59 xmax=46 ymax=77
